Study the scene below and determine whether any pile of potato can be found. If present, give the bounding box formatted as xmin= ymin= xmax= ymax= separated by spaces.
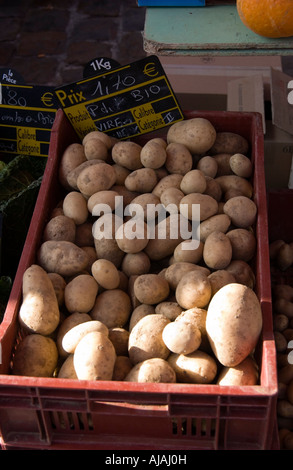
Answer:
xmin=270 ymin=241 xmax=293 ymax=450
xmin=12 ymin=117 xmax=263 ymax=388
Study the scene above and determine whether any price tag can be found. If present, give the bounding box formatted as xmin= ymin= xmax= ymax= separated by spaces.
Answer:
xmin=54 ymin=55 xmax=184 ymax=140
xmin=0 ymin=70 xmax=57 ymax=157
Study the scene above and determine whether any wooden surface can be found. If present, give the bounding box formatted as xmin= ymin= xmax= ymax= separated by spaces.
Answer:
xmin=143 ymin=5 xmax=293 ymax=56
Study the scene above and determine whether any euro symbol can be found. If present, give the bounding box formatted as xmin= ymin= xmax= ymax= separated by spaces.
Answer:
xmin=143 ymin=62 xmax=158 ymax=77
xmin=41 ymin=92 xmax=54 ymax=107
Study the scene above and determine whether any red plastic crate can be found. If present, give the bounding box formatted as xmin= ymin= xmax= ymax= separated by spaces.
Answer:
xmin=0 ymin=110 xmax=278 ymax=450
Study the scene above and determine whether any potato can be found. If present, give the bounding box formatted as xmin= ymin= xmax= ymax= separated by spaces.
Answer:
xmin=206 ymin=283 xmax=263 ymax=367
xmin=124 ymin=167 xmax=158 ymax=194
xmin=276 ymin=243 xmax=293 ymax=271
xmin=270 ymin=240 xmax=286 ymax=260
xmin=175 ymin=307 xmax=210 ymax=353
xmin=168 ymin=350 xmax=217 ymax=384
xmin=76 ymin=162 xmax=116 ymax=197
xmin=83 ymin=130 xmax=112 ymax=149
xmin=73 ymin=331 xmax=116 ymax=381
xmin=166 ymin=118 xmax=217 ymax=154
xmin=12 ymin=334 xmax=58 ymax=377
xmin=38 ymin=240 xmax=89 ymax=277
xmin=180 ymin=169 xmax=207 ymax=195
xmin=66 ymin=159 xmax=105 ymax=191
xmin=43 ymin=215 xmax=76 ymax=243
xmin=165 ymin=143 xmax=193 ymax=175
xmin=128 ymin=314 xmax=170 ymax=364
xmin=130 ymin=193 xmax=161 ymax=221
xmin=213 ymin=153 xmax=233 ymax=176
xmin=19 ymin=264 xmax=60 ymax=336
xmin=204 ymin=176 xmax=222 ymax=202
xmin=223 ymin=196 xmax=257 ymax=229
xmin=121 ymin=251 xmax=151 ymax=277
xmin=164 ymin=262 xmax=210 ymax=291
xmin=208 ymin=269 xmax=236 ymax=296
xmin=56 ymin=312 xmax=92 ymax=357
xmin=112 ymin=141 xmax=143 ymax=170
xmin=226 ymin=228 xmax=256 ymax=262
xmin=162 ymin=320 xmax=201 ymax=354
xmin=197 ymin=155 xmax=218 ymax=178
xmin=115 ymin=220 xmax=149 ymax=254
xmin=75 ymin=221 xmax=94 ymax=247
xmin=84 ymin=138 xmax=108 ymax=161
xmin=90 ymin=289 xmax=131 ymax=328
xmin=47 ymin=272 xmax=66 ymax=307
xmin=274 ymin=314 xmax=289 ymax=332
xmin=155 ymin=301 xmax=183 ymax=321
xmin=229 ymin=153 xmax=252 ymax=178
xmin=226 ymin=260 xmax=255 ymax=289
xmin=217 ymin=356 xmax=259 ymax=386
xmin=112 ymin=164 xmax=130 ymax=185
xmin=62 ymin=191 xmax=89 ymax=225
xmin=175 ymin=269 xmax=212 ymax=309
xmin=144 ymin=214 xmax=185 ymax=261
xmin=274 ymin=331 xmax=288 ymax=352
xmin=152 ymin=173 xmax=183 ymax=198
xmin=57 ymin=355 xmax=78 ymax=379
xmin=203 ymin=231 xmax=232 ymax=270
xmin=87 ymin=190 xmax=119 ymax=215
xmin=133 ymin=274 xmax=170 ymax=305
xmin=215 ymin=175 xmax=253 ymax=199
xmin=129 ymin=304 xmax=156 ymax=332
xmin=210 ymin=132 xmax=249 ymax=155
xmin=160 ymin=187 xmax=184 ymax=209
xmin=125 ymin=358 xmax=176 ymax=383
xmin=81 ymin=246 xmax=97 ymax=272
xmin=108 ymin=327 xmax=130 ymax=356
xmin=180 ymin=193 xmax=218 ymax=222
xmin=91 ymin=258 xmax=120 ymax=290
xmin=93 ymin=213 xmax=125 ymax=268
xmin=62 ymin=320 xmax=109 ymax=354
xmin=64 ymin=274 xmax=99 ymax=313
xmin=173 ymin=239 xmax=204 ymax=264
xmin=112 ymin=356 xmax=133 ymax=381
xmin=197 ymin=213 xmax=231 ymax=242
xmin=277 ymin=400 xmax=293 ymax=419
xmin=59 ymin=143 xmax=86 ymax=190
xmin=274 ymin=284 xmax=293 ymax=302
xmin=140 ymin=140 xmax=167 ymax=169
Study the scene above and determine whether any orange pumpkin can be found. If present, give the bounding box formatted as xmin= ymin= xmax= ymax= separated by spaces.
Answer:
xmin=237 ymin=0 xmax=293 ymax=38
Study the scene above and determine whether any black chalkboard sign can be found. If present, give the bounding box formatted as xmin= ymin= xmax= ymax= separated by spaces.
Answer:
xmin=54 ymin=55 xmax=184 ymax=140
xmin=0 ymin=72 xmax=57 ymax=157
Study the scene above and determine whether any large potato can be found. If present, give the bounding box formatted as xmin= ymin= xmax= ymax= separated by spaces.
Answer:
xmin=66 ymin=159 xmax=105 ymax=191
xmin=12 ymin=334 xmax=58 ymax=377
xmin=125 ymin=358 xmax=176 ymax=383
xmin=77 ymin=162 xmax=116 ymax=197
xmin=62 ymin=191 xmax=89 ymax=225
xmin=19 ymin=264 xmax=60 ymax=336
xmin=59 ymin=143 xmax=86 ymax=190
xmin=128 ymin=314 xmax=171 ymax=364
xmin=115 ymin=220 xmax=149 ymax=254
xmin=124 ymin=168 xmax=157 ymax=193
xmin=203 ymin=231 xmax=232 ymax=270
xmin=165 ymin=143 xmax=193 ymax=175
xmin=175 ymin=269 xmax=212 ymax=309
xmin=223 ymin=196 xmax=257 ymax=228
xmin=180 ymin=169 xmax=207 ymax=195
xmin=133 ymin=273 xmax=170 ymax=305
xmin=217 ymin=356 xmax=259 ymax=386
xmin=91 ymin=258 xmax=120 ymax=290
xmin=226 ymin=228 xmax=256 ymax=262
xmin=166 ymin=118 xmax=217 ymax=154
xmin=168 ymin=350 xmax=217 ymax=384
xmin=229 ymin=153 xmax=252 ymax=178
xmin=62 ymin=320 xmax=109 ymax=354
xmin=90 ymin=289 xmax=132 ymax=328
xmin=112 ymin=141 xmax=143 ymax=170
xmin=140 ymin=140 xmax=167 ymax=169
xmin=64 ymin=274 xmax=99 ymax=313
xmin=162 ymin=320 xmax=201 ymax=354
xmin=121 ymin=252 xmax=151 ymax=277
xmin=43 ymin=215 xmax=76 ymax=243
xmin=73 ymin=331 xmax=116 ymax=380
xmin=206 ymin=283 xmax=263 ymax=367
xmin=180 ymin=193 xmax=218 ymax=222
xmin=38 ymin=240 xmax=89 ymax=277
xmin=210 ymin=132 xmax=249 ymax=155
xmin=84 ymin=137 xmax=108 ymax=161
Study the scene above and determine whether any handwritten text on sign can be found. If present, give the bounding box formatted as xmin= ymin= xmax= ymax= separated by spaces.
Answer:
xmin=0 ymin=83 xmax=57 ymax=157
xmin=54 ymin=56 xmax=184 ymax=140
